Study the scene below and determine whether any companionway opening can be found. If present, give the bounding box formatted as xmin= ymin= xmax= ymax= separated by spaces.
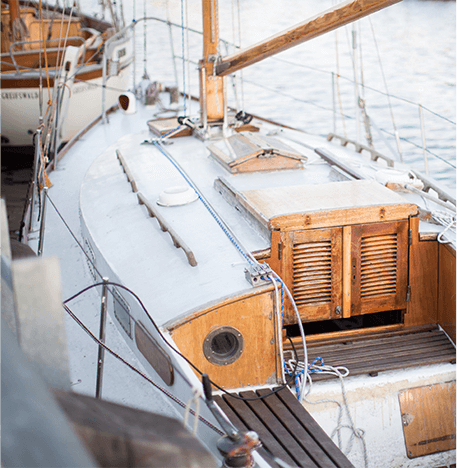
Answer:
xmin=285 ymin=310 xmax=404 ymax=338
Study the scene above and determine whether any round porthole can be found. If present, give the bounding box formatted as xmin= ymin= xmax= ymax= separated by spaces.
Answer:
xmin=203 ymin=326 xmax=244 ymax=366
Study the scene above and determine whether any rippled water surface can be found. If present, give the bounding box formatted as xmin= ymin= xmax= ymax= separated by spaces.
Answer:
xmin=82 ymin=0 xmax=456 ymax=190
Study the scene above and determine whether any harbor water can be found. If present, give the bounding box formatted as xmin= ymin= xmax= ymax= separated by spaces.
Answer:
xmin=102 ymin=0 xmax=455 ymax=191
xmin=2 ymin=0 xmax=455 ymax=237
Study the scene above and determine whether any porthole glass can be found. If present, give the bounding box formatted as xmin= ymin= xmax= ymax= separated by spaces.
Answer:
xmin=203 ymin=326 xmax=244 ymax=366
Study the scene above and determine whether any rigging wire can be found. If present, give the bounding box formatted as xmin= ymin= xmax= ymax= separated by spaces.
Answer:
xmin=63 ymin=280 xmax=299 ymax=402
xmin=368 ymin=16 xmax=403 ymax=162
xmin=142 ymin=0 xmax=148 ymax=78
xmin=46 ymin=190 xmax=299 ymax=402
xmin=180 ymin=0 xmax=187 ymax=115
xmin=63 ymin=302 xmax=225 ymax=437
xmin=334 ymin=28 xmax=347 ymax=138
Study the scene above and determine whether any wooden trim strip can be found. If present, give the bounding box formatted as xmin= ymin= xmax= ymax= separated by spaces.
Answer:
xmin=137 ymin=192 xmax=197 ymax=267
xmin=342 ymin=226 xmax=352 ymax=318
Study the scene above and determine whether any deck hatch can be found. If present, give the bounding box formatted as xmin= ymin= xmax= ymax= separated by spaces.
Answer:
xmin=207 ymin=132 xmax=306 ymax=173
xmin=360 ymin=233 xmax=398 ymax=298
xmin=293 ymin=240 xmax=333 ymax=305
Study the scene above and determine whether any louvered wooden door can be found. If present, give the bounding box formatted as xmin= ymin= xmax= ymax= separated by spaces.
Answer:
xmin=282 ymin=228 xmax=343 ymax=323
xmin=277 ymin=220 xmax=409 ymax=324
xmin=350 ymin=220 xmax=409 ymax=315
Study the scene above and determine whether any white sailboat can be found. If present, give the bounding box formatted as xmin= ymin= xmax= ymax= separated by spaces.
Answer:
xmin=6 ymin=0 xmax=455 ymax=467
xmin=0 ymin=0 xmax=133 ymax=150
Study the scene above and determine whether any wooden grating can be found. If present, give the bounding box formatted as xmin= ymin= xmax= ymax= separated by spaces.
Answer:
xmin=284 ymin=326 xmax=456 ymax=380
xmin=360 ymin=233 xmax=397 ymax=299
xmin=213 ymin=387 xmax=354 ymax=468
xmin=293 ymin=240 xmax=333 ymax=306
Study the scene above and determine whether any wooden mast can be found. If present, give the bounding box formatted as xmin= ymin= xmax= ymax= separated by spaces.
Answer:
xmin=8 ymin=0 xmax=22 ymax=43
xmin=215 ymin=0 xmax=402 ymax=77
xmin=199 ymin=0 xmax=225 ymax=123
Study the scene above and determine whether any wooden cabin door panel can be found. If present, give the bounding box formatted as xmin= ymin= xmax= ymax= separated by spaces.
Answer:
xmin=282 ymin=228 xmax=343 ymax=323
xmin=350 ymin=220 xmax=409 ymax=316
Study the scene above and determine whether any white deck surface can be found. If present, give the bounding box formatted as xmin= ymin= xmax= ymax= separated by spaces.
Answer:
xmin=32 ymin=98 xmax=456 ymax=468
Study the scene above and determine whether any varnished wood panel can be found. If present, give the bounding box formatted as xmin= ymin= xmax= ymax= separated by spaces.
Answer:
xmin=240 ymin=181 xmax=417 ymax=232
xmin=405 ymin=216 xmax=438 ymax=328
xmin=399 ymin=382 xmax=456 ymax=458
xmin=342 ymin=226 xmax=352 ymax=318
xmin=282 ymin=228 xmax=343 ymax=324
xmin=438 ymin=243 xmax=456 ymax=344
xmin=351 ymin=220 xmax=408 ymax=316
xmin=169 ymin=288 xmax=278 ymax=389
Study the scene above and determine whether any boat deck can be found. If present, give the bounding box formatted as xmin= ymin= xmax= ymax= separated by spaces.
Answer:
xmin=214 ymin=387 xmax=354 ymax=468
xmin=285 ymin=325 xmax=456 ymax=381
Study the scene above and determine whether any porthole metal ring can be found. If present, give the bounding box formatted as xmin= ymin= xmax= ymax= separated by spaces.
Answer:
xmin=203 ymin=326 xmax=244 ymax=366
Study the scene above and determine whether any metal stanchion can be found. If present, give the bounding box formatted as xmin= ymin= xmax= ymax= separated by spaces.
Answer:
xmin=37 ymin=187 xmax=48 ymax=256
xmin=95 ymin=277 xmax=109 ymax=399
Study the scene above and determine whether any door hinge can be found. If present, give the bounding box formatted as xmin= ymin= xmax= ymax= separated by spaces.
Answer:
xmin=406 ymin=285 xmax=411 ymax=302
xmin=278 ymin=243 xmax=283 ymax=260
xmin=408 ymin=229 xmax=412 ymax=246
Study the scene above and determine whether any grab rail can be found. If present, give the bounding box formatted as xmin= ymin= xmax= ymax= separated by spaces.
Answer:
xmin=137 ymin=192 xmax=197 ymax=267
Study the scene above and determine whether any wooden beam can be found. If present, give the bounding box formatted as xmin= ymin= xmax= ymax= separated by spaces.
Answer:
xmin=216 ymin=0 xmax=402 ymax=76
xmin=200 ymin=0 xmax=225 ymax=122
xmin=53 ymin=390 xmax=218 ymax=468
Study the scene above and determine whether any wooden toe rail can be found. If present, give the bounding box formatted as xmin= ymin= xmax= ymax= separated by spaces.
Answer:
xmin=137 ymin=192 xmax=197 ymax=267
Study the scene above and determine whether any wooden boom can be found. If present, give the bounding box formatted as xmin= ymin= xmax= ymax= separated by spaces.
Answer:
xmin=216 ymin=0 xmax=402 ymax=77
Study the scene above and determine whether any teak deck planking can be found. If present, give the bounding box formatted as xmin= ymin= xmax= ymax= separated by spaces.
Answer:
xmin=284 ymin=326 xmax=455 ymax=380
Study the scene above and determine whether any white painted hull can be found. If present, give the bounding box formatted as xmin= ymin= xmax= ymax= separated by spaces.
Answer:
xmin=1 ymin=66 xmax=131 ymax=147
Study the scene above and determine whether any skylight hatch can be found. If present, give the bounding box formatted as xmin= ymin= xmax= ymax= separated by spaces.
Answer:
xmin=207 ymin=132 xmax=307 ymax=173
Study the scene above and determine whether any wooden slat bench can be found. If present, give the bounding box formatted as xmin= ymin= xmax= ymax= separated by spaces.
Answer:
xmin=214 ymin=387 xmax=354 ymax=468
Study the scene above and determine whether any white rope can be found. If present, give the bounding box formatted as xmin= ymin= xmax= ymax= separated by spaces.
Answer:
xmin=183 ymin=386 xmax=202 ymax=435
xmin=270 ymin=275 xmax=286 ymax=383
xmin=432 ymin=210 xmax=456 ymax=244
xmin=285 ymin=354 xmax=368 ymax=467
xmin=271 ymin=271 xmax=308 ymax=402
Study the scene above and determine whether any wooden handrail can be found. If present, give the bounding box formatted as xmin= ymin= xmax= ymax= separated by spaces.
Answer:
xmin=216 ymin=0 xmax=402 ymax=77
xmin=137 ymin=192 xmax=197 ymax=267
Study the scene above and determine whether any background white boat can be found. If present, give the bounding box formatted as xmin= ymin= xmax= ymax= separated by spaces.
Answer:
xmin=1 ymin=0 xmax=133 ymax=149
xmin=3 ymin=1 xmax=456 ymax=467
